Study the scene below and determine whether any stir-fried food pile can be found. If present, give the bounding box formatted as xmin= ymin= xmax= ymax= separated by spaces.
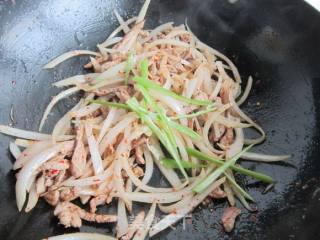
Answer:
xmin=0 ymin=0 xmax=291 ymax=239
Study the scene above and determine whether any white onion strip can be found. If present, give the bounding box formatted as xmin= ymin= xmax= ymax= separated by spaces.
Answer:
xmin=149 ymin=177 xmax=226 ymax=237
xmin=85 ymin=123 xmax=104 ymax=175
xmin=25 ymin=182 xmax=39 ymax=213
xmin=44 ymin=50 xmax=100 ymax=69
xmin=0 ymin=125 xmax=74 ymax=141
xmin=39 ymin=87 xmax=80 ymax=131
xmin=241 ymin=152 xmax=291 ymax=162
xmin=53 ymin=74 xmax=98 ymax=88
xmin=14 ymin=140 xmax=52 ymax=170
xmin=132 ymin=202 xmax=156 ymax=240
xmin=136 ymin=0 xmax=151 ymax=23
xmin=9 ymin=142 xmax=21 ymax=159
xmin=117 ymin=199 xmax=129 ymax=238
xmin=16 ymin=142 xmax=73 ymax=211
xmin=237 ymin=76 xmax=253 ymax=106
xmin=45 ymin=233 xmax=116 ymax=240
xmin=97 ymin=108 xmax=117 ymax=143
xmin=122 ymin=157 xmax=175 ymax=193
xmin=114 ymin=10 xmax=130 ymax=33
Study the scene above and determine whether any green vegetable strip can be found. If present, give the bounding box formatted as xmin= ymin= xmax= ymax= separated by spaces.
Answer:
xmin=224 ymin=172 xmax=255 ymax=202
xmin=193 ymin=145 xmax=253 ymax=193
xmin=172 ymin=105 xmax=217 ymax=120
xmin=161 ymin=158 xmax=207 ymax=169
xmin=124 ymin=52 xmax=134 ymax=85
xmin=136 ymin=85 xmax=188 ymax=179
xmin=167 ymin=120 xmax=201 ymax=140
xmin=134 ymin=75 xmax=211 ymax=106
xmin=186 ymin=147 xmax=275 ymax=184
xmin=133 ymin=59 xmax=211 ymax=106
xmin=90 ymin=99 xmax=130 ymax=110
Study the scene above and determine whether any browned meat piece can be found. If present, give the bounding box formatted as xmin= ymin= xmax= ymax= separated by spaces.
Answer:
xmin=60 ymin=187 xmax=79 ymax=202
xmin=93 ymin=86 xmax=128 ymax=97
xmin=70 ymin=125 xmax=87 ymax=178
xmin=210 ymin=186 xmax=227 ymax=199
xmin=220 ymin=128 xmax=234 ymax=146
xmin=44 ymin=190 xmax=60 ymax=206
xmin=133 ymin=166 xmax=144 ymax=178
xmin=54 ymin=202 xmax=117 ymax=228
xmin=115 ymin=88 xmax=131 ymax=103
xmin=89 ymin=194 xmax=109 ymax=213
xmin=134 ymin=146 xmax=145 ymax=164
xmin=131 ymin=135 xmax=148 ymax=149
xmin=221 ymin=207 xmax=241 ymax=232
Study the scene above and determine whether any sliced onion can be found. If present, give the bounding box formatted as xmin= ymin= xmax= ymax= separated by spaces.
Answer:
xmin=122 ymin=157 xmax=175 ymax=193
xmin=184 ymin=78 xmax=197 ymax=99
xmin=237 ymin=76 xmax=253 ymax=106
xmin=125 ymin=179 xmax=133 ymax=213
xmin=149 ymin=177 xmax=226 ymax=237
xmin=99 ymin=114 xmax=136 ymax=154
xmin=25 ymin=182 xmax=39 ymax=213
xmin=104 ymin=17 xmax=137 ymax=42
xmin=16 ymin=142 xmax=73 ymax=211
xmin=146 ymin=39 xmax=190 ymax=49
xmin=93 ymin=62 xmax=126 ymax=83
xmin=14 ymin=139 xmax=34 ymax=148
xmin=117 ymin=199 xmax=129 ymax=238
xmin=85 ymin=123 xmax=104 ymax=175
xmin=119 ymin=179 xmax=200 ymax=204
xmin=52 ymin=99 xmax=83 ymax=143
xmin=39 ymin=87 xmax=79 ymax=131
xmin=147 ymin=138 xmax=182 ymax=187
xmin=133 ymin=202 xmax=156 ymax=240
xmin=241 ymin=152 xmax=291 ymax=162
xmin=226 ymin=128 xmax=244 ymax=158
xmin=210 ymin=75 xmax=223 ymax=100
xmin=62 ymin=170 xmax=112 ymax=187
xmin=122 ymin=211 xmax=145 ymax=240
xmin=72 ymin=103 xmax=101 ymax=119
xmin=45 ymin=233 xmax=116 ymax=240
xmin=43 ymin=50 xmax=100 ymax=69
xmin=100 ymin=36 xmax=123 ymax=48
xmin=53 ymin=74 xmax=98 ymax=88
xmin=9 ymin=142 xmax=21 ymax=160
xmin=228 ymin=91 xmax=266 ymax=144
xmin=0 ymin=125 xmax=74 ymax=141
xmin=114 ymin=10 xmax=130 ymax=33
xmin=142 ymin=22 xmax=173 ymax=43
xmin=215 ymin=115 xmax=252 ymax=128
xmin=136 ymin=0 xmax=151 ymax=23
xmin=140 ymin=146 xmax=153 ymax=185
xmin=97 ymin=108 xmax=117 ymax=143
xmin=158 ymin=193 xmax=193 ymax=213
xmin=14 ymin=140 xmax=53 ymax=170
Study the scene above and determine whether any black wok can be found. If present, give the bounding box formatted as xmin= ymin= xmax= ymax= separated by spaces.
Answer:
xmin=0 ymin=0 xmax=320 ymax=239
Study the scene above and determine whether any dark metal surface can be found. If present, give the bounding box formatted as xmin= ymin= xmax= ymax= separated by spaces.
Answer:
xmin=0 ymin=0 xmax=320 ymax=239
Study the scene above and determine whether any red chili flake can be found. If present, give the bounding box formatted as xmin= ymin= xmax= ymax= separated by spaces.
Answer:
xmin=59 ymin=160 xmax=65 ymax=163
xmin=23 ymin=153 xmax=28 ymax=157
xmin=50 ymin=169 xmax=59 ymax=175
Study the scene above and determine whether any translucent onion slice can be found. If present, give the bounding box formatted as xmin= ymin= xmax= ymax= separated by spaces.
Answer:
xmin=53 ymin=73 xmax=98 ymax=88
xmin=16 ymin=142 xmax=73 ymax=211
xmin=44 ymin=233 xmax=116 ymax=240
xmin=0 ymin=125 xmax=73 ymax=141
xmin=149 ymin=177 xmax=226 ymax=237
xmin=14 ymin=140 xmax=52 ymax=170
xmin=117 ymin=199 xmax=129 ymax=238
xmin=114 ymin=10 xmax=130 ymax=33
xmin=85 ymin=123 xmax=104 ymax=175
xmin=132 ymin=202 xmax=156 ymax=240
xmin=39 ymin=87 xmax=80 ymax=131
xmin=25 ymin=182 xmax=39 ymax=213
xmin=237 ymin=76 xmax=253 ymax=106
xmin=9 ymin=142 xmax=21 ymax=160
xmin=136 ymin=0 xmax=151 ymax=23
xmin=43 ymin=50 xmax=100 ymax=69
xmin=241 ymin=152 xmax=291 ymax=162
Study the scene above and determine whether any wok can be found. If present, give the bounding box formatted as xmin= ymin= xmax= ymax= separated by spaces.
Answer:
xmin=0 ymin=0 xmax=320 ymax=239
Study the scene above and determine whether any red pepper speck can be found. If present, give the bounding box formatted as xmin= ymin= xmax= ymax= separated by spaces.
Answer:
xmin=50 ymin=169 xmax=59 ymax=175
